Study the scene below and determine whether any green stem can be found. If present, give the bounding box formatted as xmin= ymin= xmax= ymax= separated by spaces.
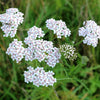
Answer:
xmin=12 ymin=62 xmax=18 ymax=83
xmin=57 ymin=77 xmax=73 ymax=80
xmin=92 ymin=47 xmax=96 ymax=65
xmin=74 ymin=40 xmax=83 ymax=46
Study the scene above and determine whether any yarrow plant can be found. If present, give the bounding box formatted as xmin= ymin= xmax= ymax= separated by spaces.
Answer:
xmin=0 ymin=8 xmax=100 ymax=87
xmin=79 ymin=20 xmax=100 ymax=47
xmin=25 ymin=26 xmax=45 ymax=40
xmin=24 ymin=39 xmax=61 ymax=67
xmin=6 ymin=39 xmax=25 ymax=63
xmin=0 ymin=8 xmax=24 ymax=37
xmin=24 ymin=66 xmax=56 ymax=87
xmin=46 ymin=18 xmax=71 ymax=38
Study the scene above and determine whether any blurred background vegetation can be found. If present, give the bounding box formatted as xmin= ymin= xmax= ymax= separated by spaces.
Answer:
xmin=0 ymin=0 xmax=100 ymax=100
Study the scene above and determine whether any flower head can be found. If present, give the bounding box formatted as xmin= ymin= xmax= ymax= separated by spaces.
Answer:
xmin=0 ymin=8 xmax=24 ymax=37
xmin=24 ymin=66 xmax=56 ymax=87
xmin=24 ymin=39 xmax=61 ymax=67
xmin=25 ymin=26 xmax=45 ymax=42
xmin=6 ymin=39 xmax=25 ymax=63
xmin=46 ymin=18 xmax=71 ymax=38
xmin=79 ymin=20 xmax=100 ymax=47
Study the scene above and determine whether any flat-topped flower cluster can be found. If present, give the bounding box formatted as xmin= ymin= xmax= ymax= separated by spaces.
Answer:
xmin=24 ymin=39 xmax=61 ymax=67
xmin=24 ymin=66 xmax=56 ymax=87
xmin=0 ymin=8 xmax=24 ymax=37
xmin=6 ymin=39 xmax=25 ymax=63
xmin=79 ymin=20 xmax=100 ymax=47
xmin=46 ymin=18 xmax=71 ymax=38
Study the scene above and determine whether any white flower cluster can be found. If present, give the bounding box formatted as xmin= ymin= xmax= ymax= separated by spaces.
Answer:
xmin=6 ymin=39 xmax=25 ymax=63
xmin=24 ymin=39 xmax=61 ymax=68
xmin=24 ymin=66 xmax=56 ymax=87
xmin=26 ymin=26 xmax=45 ymax=40
xmin=60 ymin=43 xmax=77 ymax=61
xmin=46 ymin=18 xmax=71 ymax=38
xmin=0 ymin=8 xmax=24 ymax=37
xmin=79 ymin=20 xmax=100 ymax=47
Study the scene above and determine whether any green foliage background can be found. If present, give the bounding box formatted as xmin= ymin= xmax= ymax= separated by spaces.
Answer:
xmin=0 ymin=0 xmax=100 ymax=100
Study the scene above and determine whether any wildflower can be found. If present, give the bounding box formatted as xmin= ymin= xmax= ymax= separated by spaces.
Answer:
xmin=24 ymin=66 xmax=56 ymax=87
xmin=59 ymin=43 xmax=77 ymax=61
xmin=25 ymin=26 xmax=45 ymax=43
xmin=24 ymin=39 xmax=61 ymax=67
xmin=6 ymin=39 xmax=25 ymax=63
xmin=0 ymin=8 xmax=24 ymax=37
xmin=79 ymin=20 xmax=100 ymax=47
xmin=46 ymin=18 xmax=71 ymax=38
